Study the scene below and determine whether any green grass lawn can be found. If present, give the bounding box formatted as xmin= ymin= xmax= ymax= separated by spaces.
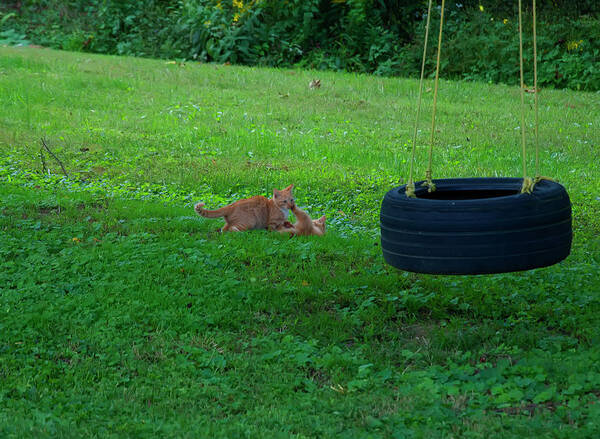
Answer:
xmin=1 ymin=46 xmax=600 ymax=438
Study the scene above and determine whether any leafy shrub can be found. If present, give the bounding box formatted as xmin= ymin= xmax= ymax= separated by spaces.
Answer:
xmin=0 ymin=28 xmax=30 ymax=46
xmin=401 ymin=4 xmax=600 ymax=91
xmin=1 ymin=0 xmax=599 ymax=90
xmin=0 ymin=12 xmax=29 ymax=45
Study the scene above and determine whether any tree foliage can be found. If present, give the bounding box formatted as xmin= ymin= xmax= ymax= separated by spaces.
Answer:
xmin=1 ymin=0 xmax=599 ymax=90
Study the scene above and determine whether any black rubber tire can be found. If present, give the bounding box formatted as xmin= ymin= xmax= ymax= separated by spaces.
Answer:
xmin=380 ymin=178 xmax=572 ymax=275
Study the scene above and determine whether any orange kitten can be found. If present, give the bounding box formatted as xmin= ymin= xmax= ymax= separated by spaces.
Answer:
xmin=195 ymin=185 xmax=296 ymax=233
xmin=290 ymin=204 xmax=326 ymax=236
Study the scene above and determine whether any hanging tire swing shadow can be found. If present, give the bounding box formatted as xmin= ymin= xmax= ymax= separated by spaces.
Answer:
xmin=379 ymin=0 xmax=573 ymax=275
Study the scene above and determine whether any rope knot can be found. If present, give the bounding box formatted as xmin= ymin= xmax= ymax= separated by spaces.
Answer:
xmin=421 ymin=180 xmax=436 ymax=193
xmin=534 ymin=175 xmax=557 ymax=184
xmin=520 ymin=177 xmax=534 ymax=194
xmin=405 ymin=182 xmax=416 ymax=198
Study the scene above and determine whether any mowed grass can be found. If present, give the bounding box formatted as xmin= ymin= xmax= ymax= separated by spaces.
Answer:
xmin=1 ymin=46 xmax=600 ymax=438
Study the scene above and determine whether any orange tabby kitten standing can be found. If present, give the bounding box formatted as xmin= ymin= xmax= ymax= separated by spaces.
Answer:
xmin=195 ymin=185 xmax=296 ymax=232
xmin=289 ymin=204 xmax=326 ymax=236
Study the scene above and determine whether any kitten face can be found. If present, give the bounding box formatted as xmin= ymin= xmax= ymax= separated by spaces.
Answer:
xmin=273 ymin=184 xmax=295 ymax=210
xmin=312 ymin=215 xmax=326 ymax=235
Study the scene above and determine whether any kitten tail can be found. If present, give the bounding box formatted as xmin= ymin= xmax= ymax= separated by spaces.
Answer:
xmin=194 ymin=202 xmax=230 ymax=218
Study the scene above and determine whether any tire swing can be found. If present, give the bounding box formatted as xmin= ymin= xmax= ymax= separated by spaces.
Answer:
xmin=380 ymin=0 xmax=572 ymax=275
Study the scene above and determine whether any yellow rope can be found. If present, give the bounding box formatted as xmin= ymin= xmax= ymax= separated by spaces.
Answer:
xmin=518 ymin=0 xmax=530 ymax=194
xmin=535 ymin=176 xmax=557 ymax=183
xmin=423 ymin=0 xmax=445 ymax=193
xmin=521 ymin=176 xmax=534 ymax=194
xmin=533 ymin=0 xmax=540 ymax=180
xmin=407 ymin=0 xmax=546 ymax=198
xmin=406 ymin=0 xmax=434 ymax=198
xmin=523 ymin=176 xmax=558 ymax=194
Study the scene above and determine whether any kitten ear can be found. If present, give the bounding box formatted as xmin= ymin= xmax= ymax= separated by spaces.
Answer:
xmin=317 ymin=215 xmax=326 ymax=224
xmin=284 ymin=184 xmax=294 ymax=192
xmin=273 ymin=188 xmax=280 ymax=197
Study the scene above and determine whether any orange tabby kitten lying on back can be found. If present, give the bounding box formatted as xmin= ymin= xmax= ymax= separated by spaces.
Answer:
xmin=195 ymin=184 xmax=296 ymax=233
xmin=289 ymin=204 xmax=326 ymax=236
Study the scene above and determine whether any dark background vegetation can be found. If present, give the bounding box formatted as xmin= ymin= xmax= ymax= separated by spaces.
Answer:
xmin=2 ymin=0 xmax=599 ymax=90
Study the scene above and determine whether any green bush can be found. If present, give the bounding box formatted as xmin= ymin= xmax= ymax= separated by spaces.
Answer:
xmin=161 ymin=0 xmax=414 ymax=74
xmin=398 ymin=4 xmax=600 ymax=91
xmin=1 ymin=0 xmax=599 ymax=91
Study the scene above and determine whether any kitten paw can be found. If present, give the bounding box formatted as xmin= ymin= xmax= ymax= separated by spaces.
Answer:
xmin=194 ymin=202 xmax=205 ymax=214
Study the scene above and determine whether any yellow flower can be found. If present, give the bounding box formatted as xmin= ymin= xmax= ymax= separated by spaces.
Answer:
xmin=503 ymin=18 xmax=508 ymax=24
xmin=72 ymin=237 xmax=80 ymax=243
xmin=233 ymin=0 xmax=243 ymax=9
xmin=566 ymin=40 xmax=583 ymax=51
xmin=479 ymin=4 xmax=484 ymax=12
